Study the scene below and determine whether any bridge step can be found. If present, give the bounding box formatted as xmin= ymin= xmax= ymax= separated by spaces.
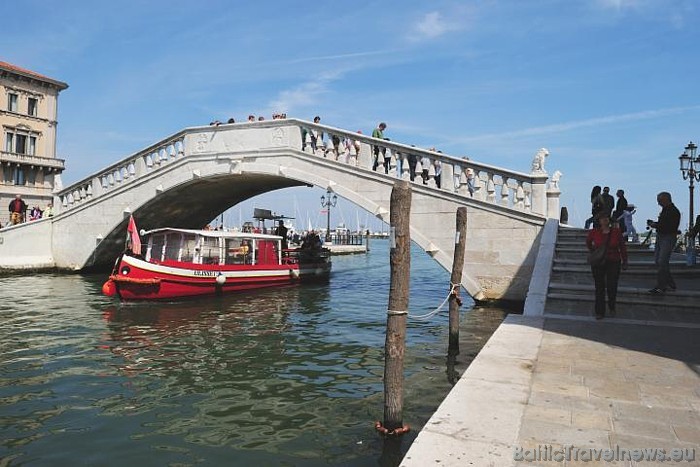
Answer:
xmin=543 ymin=228 xmax=699 ymax=324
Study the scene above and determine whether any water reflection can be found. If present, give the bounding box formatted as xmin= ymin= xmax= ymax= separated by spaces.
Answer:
xmin=0 ymin=244 xmax=508 ymax=466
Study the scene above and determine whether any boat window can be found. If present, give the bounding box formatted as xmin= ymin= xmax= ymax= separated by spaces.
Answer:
xmin=200 ymin=236 xmax=220 ymax=265
xmin=149 ymin=234 xmax=166 ymax=261
xmin=225 ymin=238 xmax=251 ymax=265
xmin=180 ymin=235 xmax=197 ymax=263
xmin=163 ymin=233 xmax=182 ymax=261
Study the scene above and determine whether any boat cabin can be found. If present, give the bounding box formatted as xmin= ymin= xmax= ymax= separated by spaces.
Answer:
xmin=142 ymin=228 xmax=282 ymax=266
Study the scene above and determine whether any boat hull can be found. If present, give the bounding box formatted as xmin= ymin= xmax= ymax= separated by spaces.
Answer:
xmin=103 ymin=253 xmax=330 ymax=301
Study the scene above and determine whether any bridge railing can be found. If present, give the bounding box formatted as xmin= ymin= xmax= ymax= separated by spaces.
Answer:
xmin=55 ymin=119 xmax=558 ymax=219
xmin=295 ymin=120 xmax=556 ymax=218
xmin=55 ymin=133 xmax=187 ymax=212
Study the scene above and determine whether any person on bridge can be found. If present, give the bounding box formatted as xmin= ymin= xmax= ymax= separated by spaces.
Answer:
xmin=647 ymin=191 xmax=681 ymax=294
xmin=584 ymin=185 xmax=604 ymax=229
xmin=8 ymin=194 xmax=27 ymax=225
xmin=586 ymin=211 xmax=628 ymax=319
xmin=371 ymin=122 xmax=386 ymax=171
xmin=601 ymin=186 xmax=615 ymax=216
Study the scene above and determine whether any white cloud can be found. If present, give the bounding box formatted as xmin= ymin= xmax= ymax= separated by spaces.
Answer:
xmin=454 ymin=105 xmax=700 ymax=143
xmin=412 ymin=11 xmax=462 ymax=41
xmin=268 ymin=71 xmax=344 ymax=114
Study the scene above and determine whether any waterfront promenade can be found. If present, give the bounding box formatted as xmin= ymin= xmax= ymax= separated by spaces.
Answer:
xmin=401 ymin=314 xmax=700 ymax=466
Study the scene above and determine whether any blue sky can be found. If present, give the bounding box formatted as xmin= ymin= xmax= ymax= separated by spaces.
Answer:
xmin=3 ymin=0 xmax=700 ymax=232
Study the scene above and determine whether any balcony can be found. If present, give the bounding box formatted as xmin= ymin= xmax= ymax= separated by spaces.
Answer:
xmin=0 ymin=151 xmax=65 ymax=171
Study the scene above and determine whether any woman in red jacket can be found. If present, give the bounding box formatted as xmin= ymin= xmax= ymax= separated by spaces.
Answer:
xmin=585 ymin=211 xmax=628 ymax=319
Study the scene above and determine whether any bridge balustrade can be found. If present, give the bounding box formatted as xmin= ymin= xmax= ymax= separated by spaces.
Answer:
xmin=54 ymin=119 xmax=557 ymax=219
xmin=299 ymin=121 xmax=553 ymax=217
xmin=55 ymin=137 xmax=185 ymax=210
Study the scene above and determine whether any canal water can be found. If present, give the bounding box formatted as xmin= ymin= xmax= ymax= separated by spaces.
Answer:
xmin=0 ymin=239 xmax=509 ymax=466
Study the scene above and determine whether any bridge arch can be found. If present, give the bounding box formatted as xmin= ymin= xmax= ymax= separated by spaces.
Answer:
xmin=0 ymin=119 xmax=561 ymax=303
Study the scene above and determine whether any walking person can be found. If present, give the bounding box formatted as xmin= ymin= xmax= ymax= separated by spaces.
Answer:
xmin=612 ymin=189 xmax=628 ymax=232
xmin=586 ymin=211 xmax=628 ymax=319
xmin=647 ymin=191 xmax=681 ymax=294
xmin=601 ymin=186 xmax=615 ymax=217
xmin=8 ymin=194 xmax=27 ymax=225
xmin=584 ymin=186 xmax=604 ymax=229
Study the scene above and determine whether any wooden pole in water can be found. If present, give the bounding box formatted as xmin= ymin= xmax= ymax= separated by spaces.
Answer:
xmin=383 ymin=180 xmax=411 ymax=432
xmin=448 ymin=207 xmax=467 ymax=355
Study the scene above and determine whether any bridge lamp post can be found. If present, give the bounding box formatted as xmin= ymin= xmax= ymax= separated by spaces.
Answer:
xmin=679 ymin=141 xmax=700 ymax=257
xmin=320 ymin=189 xmax=337 ymax=243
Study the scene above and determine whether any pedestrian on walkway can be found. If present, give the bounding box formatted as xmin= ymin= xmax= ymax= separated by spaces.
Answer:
xmin=586 ymin=211 xmax=628 ymax=319
xmin=584 ymin=186 xmax=605 ymax=229
xmin=647 ymin=191 xmax=681 ymax=294
xmin=8 ymin=194 xmax=27 ymax=225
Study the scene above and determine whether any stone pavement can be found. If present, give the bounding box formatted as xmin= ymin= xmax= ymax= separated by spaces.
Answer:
xmin=400 ymin=314 xmax=700 ymax=466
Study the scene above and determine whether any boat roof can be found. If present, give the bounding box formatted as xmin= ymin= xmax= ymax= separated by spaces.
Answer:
xmin=142 ymin=227 xmax=282 ymax=240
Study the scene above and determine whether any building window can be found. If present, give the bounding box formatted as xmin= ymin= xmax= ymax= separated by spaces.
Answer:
xmin=4 ymin=131 xmax=37 ymax=155
xmin=15 ymin=134 xmax=27 ymax=154
xmin=5 ymin=133 xmax=13 ymax=152
xmin=12 ymin=166 xmax=26 ymax=185
xmin=28 ymin=97 xmax=38 ymax=116
xmin=8 ymin=93 xmax=18 ymax=112
xmin=28 ymin=136 xmax=36 ymax=155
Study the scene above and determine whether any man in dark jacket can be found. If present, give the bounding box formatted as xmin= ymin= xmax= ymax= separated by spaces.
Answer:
xmin=8 ymin=194 xmax=27 ymax=225
xmin=602 ymin=186 xmax=615 ymax=216
xmin=613 ymin=189 xmax=629 ymax=233
xmin=647 ymin=191 xmax=681 ymax=294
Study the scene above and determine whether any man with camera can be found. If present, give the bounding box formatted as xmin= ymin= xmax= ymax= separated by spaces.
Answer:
xmin=647 ymin=192 xmax=681 ymax=294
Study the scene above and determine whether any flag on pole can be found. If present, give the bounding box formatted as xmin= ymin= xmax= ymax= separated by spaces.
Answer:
xmin=127 ymin=215 xmax=142 ymax=255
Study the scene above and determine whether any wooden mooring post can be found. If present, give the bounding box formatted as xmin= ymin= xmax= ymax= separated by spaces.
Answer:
xmin=448 ymin=207 xmax=467 ymax=355
xmin=382 ymin=181 xmax=411 ymax=433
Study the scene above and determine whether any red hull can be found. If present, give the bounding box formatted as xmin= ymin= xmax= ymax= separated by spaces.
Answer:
xmin=103 ymin=253 xmax=330 ymax=301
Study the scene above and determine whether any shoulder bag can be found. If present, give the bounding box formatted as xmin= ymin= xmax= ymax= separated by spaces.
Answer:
xmin=587 ymin=231 xmax=611 ymax=267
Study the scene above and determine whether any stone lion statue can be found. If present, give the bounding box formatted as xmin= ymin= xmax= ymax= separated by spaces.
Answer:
xmin=550 ymin=170 xmax=562 ymax=189
xmin=531 ymin=148 xmax=549 ymax=174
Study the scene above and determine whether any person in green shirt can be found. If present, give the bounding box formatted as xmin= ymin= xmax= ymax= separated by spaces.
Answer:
xmin=371 ymin=122 xmax=386 ymax=171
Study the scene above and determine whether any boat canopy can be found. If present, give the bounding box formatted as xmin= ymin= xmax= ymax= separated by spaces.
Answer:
xmin=141 ymin=227 xmax=283 ymax=241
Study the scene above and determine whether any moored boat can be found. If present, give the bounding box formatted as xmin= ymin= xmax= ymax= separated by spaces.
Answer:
xmin=102 ymin=222 xmax=331 ymax=301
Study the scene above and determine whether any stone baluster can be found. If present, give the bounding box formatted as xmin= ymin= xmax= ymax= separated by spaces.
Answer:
xmin=515 ymin=183 xmax=525 ymax=210
xmin=441 ymin=162 xmax=453 ymax=192
xmin=500 ymin=177 xmax=510 ymax=206
xmin=486 ymin=174 xmax=496 ymax=204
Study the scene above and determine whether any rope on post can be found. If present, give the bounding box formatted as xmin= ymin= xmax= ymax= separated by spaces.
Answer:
xmin=407 ymin=283 xmax=462 ymax=320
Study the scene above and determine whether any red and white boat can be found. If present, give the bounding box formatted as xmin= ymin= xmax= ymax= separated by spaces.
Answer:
xmin=102 ymin=222 xmax=331 ymax=301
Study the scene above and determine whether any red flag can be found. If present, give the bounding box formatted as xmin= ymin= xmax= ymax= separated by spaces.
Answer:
xmin=127 ymin=215 xmax=142 ymax=255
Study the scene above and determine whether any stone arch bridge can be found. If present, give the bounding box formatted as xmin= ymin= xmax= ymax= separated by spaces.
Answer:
xmin=0 ymin=119 xmax=561 ymax=303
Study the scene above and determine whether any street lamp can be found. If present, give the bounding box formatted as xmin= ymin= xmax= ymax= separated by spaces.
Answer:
xmin=320 ymin=189 xmax=337 ymax=243
xmin=679 ymin=141 xmax=700 ymax=258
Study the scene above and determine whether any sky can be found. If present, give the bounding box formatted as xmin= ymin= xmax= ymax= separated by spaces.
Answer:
xmin=3 ymin=0 xmax=700 ymax=233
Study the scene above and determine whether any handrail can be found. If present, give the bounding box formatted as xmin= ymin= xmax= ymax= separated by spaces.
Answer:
xmin=54 ymin=118 xmax=557 ymax=218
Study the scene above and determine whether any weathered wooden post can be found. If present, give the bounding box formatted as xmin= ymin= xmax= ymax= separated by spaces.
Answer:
xmin=382 ymin=180 xmax=411 ymax=434
xmin=448 ymin=207 xmax=467 ymax=355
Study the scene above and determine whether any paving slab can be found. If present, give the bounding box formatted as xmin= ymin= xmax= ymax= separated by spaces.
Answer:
xmin=400 ymin=315 xmax=700 ymax=467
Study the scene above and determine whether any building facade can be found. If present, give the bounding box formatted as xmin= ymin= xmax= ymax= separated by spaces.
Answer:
xmin=0 ymin=60 xmax=68 ymax=225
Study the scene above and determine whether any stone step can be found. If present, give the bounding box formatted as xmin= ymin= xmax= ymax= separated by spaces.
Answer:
xmin=552 ymin=264 xmax=700 ymax=275
xmin=556 ymin=240 xmax=652 ymax=250
xmin=545 ymin=293 xmax=700 ymax=323
xmin=549 ymin=270 xmax=700 ymax=289
xmin=552 ymin=258 xmax=689 ymax=268
xmin=547 ymin=282 xmax=699 ymax=307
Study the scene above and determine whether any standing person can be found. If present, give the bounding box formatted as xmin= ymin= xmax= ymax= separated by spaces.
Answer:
xmin=465 ymin=167 xmax=476 ymax=196
xmin=617 ymin=205 xmax=638 ymax=242
xmin=586 ymin=211 xmax=628 ymax=319
xmin=310 ymin=116 xmax=323 ymax=154
xmin=8 ymin=194 xmax=27 ymax=225
xmin=601 ymin=187 xmax=615 ymax=216
xmin=647 ymin=191 xmax=681 ymax=294
xmin=371 ymin=122 xmax=386 ymax=171
xmin=613 ymin=189 xmax=628 ymax=230
xmin=407 ymin=147 xmax=418 ymax=181
xmin=584 ymin=186 xmax=604 ymax=229
xmin=433 ymin=159 xmax=442 ymax=188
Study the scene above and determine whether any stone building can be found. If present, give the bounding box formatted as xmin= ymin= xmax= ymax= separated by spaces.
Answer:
xmin=1 ymin=60 xmax=68 ymax=224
